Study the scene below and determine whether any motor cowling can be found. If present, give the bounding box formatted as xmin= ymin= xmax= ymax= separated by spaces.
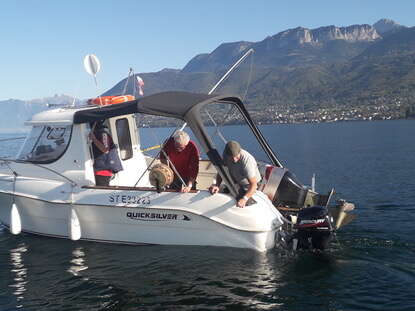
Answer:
xmin=295 ymin=206 xmax=334 ymax=251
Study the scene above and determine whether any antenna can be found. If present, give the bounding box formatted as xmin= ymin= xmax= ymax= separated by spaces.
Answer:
xmin=179 ymin=48 xmax=255 ymax=132
xmin=208 ymin=48 xmax=254 ymax=95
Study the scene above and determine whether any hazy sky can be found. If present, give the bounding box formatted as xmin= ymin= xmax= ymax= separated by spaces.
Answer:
xmin=0 ymin=0 xmax=413 ymax=101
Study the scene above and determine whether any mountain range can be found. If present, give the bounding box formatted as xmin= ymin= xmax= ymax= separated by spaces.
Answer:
xmin=104 ymin=18 xmax=415 ymax=118
xmin=0 ymin=95 xmax=78 ymax=132
xmin=1 ymin=18 xmax=414 ymax=131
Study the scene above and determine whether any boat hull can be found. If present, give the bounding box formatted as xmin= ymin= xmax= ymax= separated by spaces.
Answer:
xmin=0 ymin=192 xmax=280 ymax=252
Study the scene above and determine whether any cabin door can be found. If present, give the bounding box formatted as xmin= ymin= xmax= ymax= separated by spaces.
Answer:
xmin=108 ymin=115 xmax=149 ymax=187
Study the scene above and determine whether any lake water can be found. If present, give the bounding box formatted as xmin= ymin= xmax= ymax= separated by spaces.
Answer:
xmin=1 ymin=120 xmax=415 ymax=311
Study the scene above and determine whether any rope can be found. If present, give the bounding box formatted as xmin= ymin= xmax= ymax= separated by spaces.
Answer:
xmin=242 ymin=52 xmax=254 ymax=101
xmin=134 ymin=127 xmax=187 ymax=188
xmin=1 ymin=161 xmax=19 ymax=203
xmin=122 ymin=68 xmax=134 ymax=95
xmin=0 ymin=136 xmax=26 ymax=142
xmin=133 ymin=130 xmax=169 ymax=187
xmin=12 ymin=170 xmax=17 ymax=205
xmin=0 ymin=158 xmax=77 ymax=187
xmin=141 ymin=145 xmax=161 ymax=152
xmin=198 ymin=51 xmax=254 ymax=144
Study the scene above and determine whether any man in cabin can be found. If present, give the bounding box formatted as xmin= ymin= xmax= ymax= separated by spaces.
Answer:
xmin=209 ymin=141 xmax=261 ymax=208
xmin=160 ymin=130 xmax=199 ymax=193
xmin=89 ymin=120 xmax=122 ymax=186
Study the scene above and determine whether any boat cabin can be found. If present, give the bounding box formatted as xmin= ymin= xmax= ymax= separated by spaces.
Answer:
xmin=13 ymin=91 xmax=324 ymax=208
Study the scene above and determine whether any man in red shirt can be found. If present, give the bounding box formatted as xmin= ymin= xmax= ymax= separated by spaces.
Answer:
xmin=160 ymin=130 xmax=199 ymax=192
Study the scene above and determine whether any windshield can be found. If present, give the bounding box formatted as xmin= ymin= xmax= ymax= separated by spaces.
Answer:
xmin=17 ymin=125 xmax=72 ymax=163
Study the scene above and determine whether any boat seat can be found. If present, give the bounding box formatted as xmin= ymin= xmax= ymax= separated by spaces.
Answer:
xmin=196 ymin=159 xmax=217 ymax=190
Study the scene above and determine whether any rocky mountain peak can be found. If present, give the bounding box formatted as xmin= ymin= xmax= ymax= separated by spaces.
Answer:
xmin=182 ymin=41 xmax=253 ymax=72
xmin=271 ymin=27 xmax=313 ymax=46
xmin=313 ymin=24 xmax=380 ymax=42
xmin=182 ymin=23 xmax=384 ymax=73
xmin=373 ymin=18 xmax=405 ymax=34
xmin=274 ymin=24 xmax=381 ymax=46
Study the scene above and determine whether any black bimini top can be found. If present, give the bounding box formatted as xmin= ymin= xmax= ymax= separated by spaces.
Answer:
xmin=73 ymin=91 xmax=241 ymax=124
xmin=73 ymin=90 xmax=282 ymax=168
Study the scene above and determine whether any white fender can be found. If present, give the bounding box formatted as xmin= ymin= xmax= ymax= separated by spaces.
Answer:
xmin=10 ymin=203 xmax=22 ymax=235
xmin=68 ymin=207 xmax=81 ymax=241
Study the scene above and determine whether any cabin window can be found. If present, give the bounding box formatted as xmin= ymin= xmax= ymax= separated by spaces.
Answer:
xmin=17 ymin=125 xmax=72 ymax=163
xmin=115 ymin=118 xmax=133 ymax=160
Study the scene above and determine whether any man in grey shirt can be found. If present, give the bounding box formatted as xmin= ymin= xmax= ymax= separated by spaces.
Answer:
xmin=209 ymin=141 xmax=261 ymax=208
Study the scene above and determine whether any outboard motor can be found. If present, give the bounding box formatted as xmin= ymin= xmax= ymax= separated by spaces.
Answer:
xmin=293 ymin=206 xmax=334 ymax=251
xmin=260 ymin=166 xmax=309 ymax=208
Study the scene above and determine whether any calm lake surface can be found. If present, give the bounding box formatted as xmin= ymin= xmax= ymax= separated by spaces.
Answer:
xmin=1 ymin=120 xmax=414 ymax=311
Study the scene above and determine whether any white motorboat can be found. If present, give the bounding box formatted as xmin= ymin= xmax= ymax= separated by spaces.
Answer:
xmin=0 ymin=91 xmax=355 ymax=252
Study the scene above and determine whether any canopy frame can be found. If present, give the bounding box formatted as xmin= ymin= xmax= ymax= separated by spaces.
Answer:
xmin=74 ymin=91 xmax=283 ymax=196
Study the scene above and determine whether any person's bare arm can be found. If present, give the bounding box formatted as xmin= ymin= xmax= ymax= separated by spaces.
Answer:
xmin=209 ymin=174 xmax=222 ymax=194
xmin=237 ymin=176 xmax=257 ymax=208
xmin=89 ymin=132 xmax=109 ymax=154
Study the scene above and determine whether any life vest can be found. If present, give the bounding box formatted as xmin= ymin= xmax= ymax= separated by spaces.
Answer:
xmin=88 ymin=95 xmax=135 ymax=106
xmin=93 ymin=148 xmax=123 ymax=174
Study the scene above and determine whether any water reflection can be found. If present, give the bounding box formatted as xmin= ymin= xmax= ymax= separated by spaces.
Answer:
xmin=67 ymin=247 xmax=88 ymax=277
xmin=240 ymin=252 xmax=284 ymax=310
xmin=9 ymin=243 xmax=28 ymax=307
